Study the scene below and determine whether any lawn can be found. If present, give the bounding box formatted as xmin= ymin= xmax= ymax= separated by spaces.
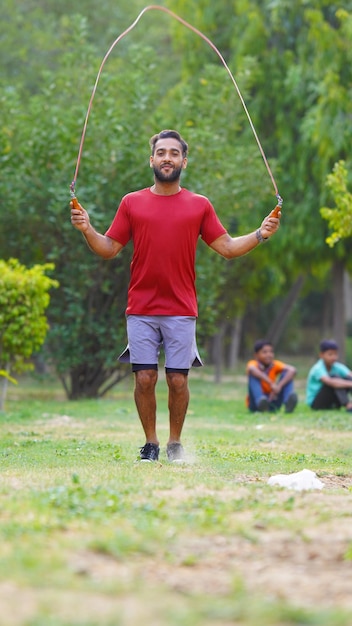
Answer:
xmin=1 ymin=364 xmax=352 ymax=626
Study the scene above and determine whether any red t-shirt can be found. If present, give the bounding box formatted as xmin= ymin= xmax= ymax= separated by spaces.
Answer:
xmin=105 ymin=187 xmax=227 ymax=316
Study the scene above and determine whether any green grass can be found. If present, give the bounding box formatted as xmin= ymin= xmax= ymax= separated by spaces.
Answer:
xmin=1 ymin=367 xmax=352 ymax=625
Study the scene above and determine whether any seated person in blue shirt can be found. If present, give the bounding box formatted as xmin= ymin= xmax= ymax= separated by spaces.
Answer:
xmin=306 ymin=339 xmax=352 ymax=411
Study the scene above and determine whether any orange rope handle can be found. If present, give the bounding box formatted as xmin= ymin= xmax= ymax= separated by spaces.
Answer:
xmin=270 ymin=206 xmax=281 ymax=218
xmin=270 ymin=194 xmax=283 ymax=218
xmin=70 ymin=196 xmax=81 ymax=210
xmin=70 ymin=5 xmax=282 ymax=208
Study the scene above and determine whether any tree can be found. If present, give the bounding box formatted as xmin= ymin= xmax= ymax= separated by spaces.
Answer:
xmin=0 ymin=259 xmax=58 ymax=410
xmin=168 ymin=0 xmax=352 ymax=357
xmin=153 ymin=60 xmax=285 ymax=365
xmin=245 ymin=1 xmax=352 ymax=354
xmin=320 ymin=161 xmax=352 ymax=247
xmin=2 ymin=0 xmax=352 ymax=392
xmin=319 ymin=161 xmax=352 ymax=360
xmin=0 ymin=29 xmax=180 ymax=398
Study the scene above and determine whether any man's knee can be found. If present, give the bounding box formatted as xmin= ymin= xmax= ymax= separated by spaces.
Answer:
xmin=166 ymin=372 xmax=188 ymax=393
xmin=135 ymin=369 xmax=158 ymax=392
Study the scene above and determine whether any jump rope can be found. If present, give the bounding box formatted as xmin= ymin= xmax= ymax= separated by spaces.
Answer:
xmin=70 ymin=4 xmax=283 ymax=217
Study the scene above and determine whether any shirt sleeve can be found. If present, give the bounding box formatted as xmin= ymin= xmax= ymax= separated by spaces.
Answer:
xmin=332 ymin=362 xmax=352 ymax=378
xmin=200 ymin=199 xmax=227 ymax=246
xmin=246 ymin=359 xmax=258 ymax=374
xmin=105 ymin=196 xmax=132 ymax=246
xmin=313 ymin=360 xmax=328 ymax=380
xmin=272 ymin=360 xmax=287 ymax=375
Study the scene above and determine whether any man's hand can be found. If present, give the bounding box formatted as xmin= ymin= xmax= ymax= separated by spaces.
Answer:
xmin=70 ymin=201 xmax=124 ymax=259
xmin=259 ymin=210 xmax=281 ymax=240
xmin=70 ymin=201 xmax=91 ymax=233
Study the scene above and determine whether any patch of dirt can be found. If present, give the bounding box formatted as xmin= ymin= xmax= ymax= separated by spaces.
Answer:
xmin=0 ymin=582 xmax=144 ymax=626
xmin=65 ymin=521 xmax=352 ymax=611
xmin=317 ymin=473 xmax=352 ymax=489
xmin=39 ymin=413 xmax=81 ymax=427
xmin=236 ymin=472 xmax=352 ymax=490
xmin=2 ymin=475 xmax=352 ymax=621
xmin=138 ymin=528 xmax=352 ymax=609
xmin=66 ymin=476 xmax=352 ymax=611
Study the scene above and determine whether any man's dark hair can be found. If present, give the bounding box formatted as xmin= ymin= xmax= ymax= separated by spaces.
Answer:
xmin=320 ymin=339 xmax=339 ymax=353
xmin=253 ymin=339 xmax=273 ymax=353
xmin=149 ymin=129 xmax=188 ymax=158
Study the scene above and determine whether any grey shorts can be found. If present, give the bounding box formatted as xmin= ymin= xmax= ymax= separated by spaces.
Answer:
xmin=118 ymin=315 xmax=203 ymax=372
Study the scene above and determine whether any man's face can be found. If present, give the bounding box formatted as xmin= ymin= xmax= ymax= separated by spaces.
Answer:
xmin=321 ymin=349 xmax=339 ymax=368
xmin=150 ymin=137 xmax=187 ymax=183
xmin=256 ymin=344 xmax=274 ymax=366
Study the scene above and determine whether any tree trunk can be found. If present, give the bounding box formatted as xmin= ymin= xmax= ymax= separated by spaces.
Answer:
xmin=332 ymin=259 xmax=346 ymax=362
xmin=321 ymin=291 xmax=332 ymax=337
xmin=228 ymin=315 xmax=243 ymax=369
xmin=212 ymin=321 xmax=227 ymax=383
xmin=59 ymin=363 xmax=130 ymax=399
xmin=267 ymin=275 xmax=305 ymax=347
xmin=0 ymin=379 xmax=6 ymax=412
xmin=0 ymin=363 xmax=10 ymax=412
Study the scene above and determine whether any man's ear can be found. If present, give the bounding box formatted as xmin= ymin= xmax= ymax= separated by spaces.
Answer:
xmin=149 ymin=156 xmax=154 ymax=168
xmin=182 ymin=157 xmax=188 ymax=170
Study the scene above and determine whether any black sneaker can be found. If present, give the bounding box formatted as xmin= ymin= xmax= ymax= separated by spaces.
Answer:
xmin=285 ymin=392 xmax=298 ymax=413
xmin=167 ymin=442 xmax=186 ymax=463
xmin=139 ymin=442 xmax=159 ymax=462
xmin=257 ymin=397 xmax=270 ymax=412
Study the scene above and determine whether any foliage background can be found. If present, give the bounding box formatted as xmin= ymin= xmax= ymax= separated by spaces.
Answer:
xmin=1 ymin=0 xmax=352 ymax=396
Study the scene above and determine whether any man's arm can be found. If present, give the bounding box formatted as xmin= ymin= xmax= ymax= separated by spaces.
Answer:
xmin=70 ymin=202 xmax=123 ymax=259
xmin=210 ymin=212 xmax=280 ymax=259
xmin=320 ymin=375 xmax=352 ymax=389
xmin=274 ymin=364 xmax=297 ymax=393
xmin=247 ymin=363 xmax=274 ymax=390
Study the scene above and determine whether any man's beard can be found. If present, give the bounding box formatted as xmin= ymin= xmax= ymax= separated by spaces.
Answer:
xmin=153 ymin=164 xmax=183 ymax=183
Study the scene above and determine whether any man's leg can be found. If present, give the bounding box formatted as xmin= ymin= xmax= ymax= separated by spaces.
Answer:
xmin=311 ymin=384 xmax=342 ymax=409
xmin=166 ymin=372 xmax=189 ymax=444
xmin=278 ymin=376 xmax=298 ymax=413
xmin=334 ymin=387 xmax=350 ymax=407
xmin=134 ymin=369 xmax=159 ymax=444
xmin=160 ymin=316 xmax=198 ymax=461
xmin=278 ymin=376 xmax=293 ymax=404
xmin=248 ymin=375 xmax=270 ymax=411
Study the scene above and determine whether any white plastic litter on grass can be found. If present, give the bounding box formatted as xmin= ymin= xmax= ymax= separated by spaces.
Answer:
xmin=267 ymin=468 xmax=325 ymax=491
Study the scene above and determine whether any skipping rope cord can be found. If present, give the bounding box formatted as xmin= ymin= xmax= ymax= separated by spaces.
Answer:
xmin=70 ymin=4 xmax=283 ymax=212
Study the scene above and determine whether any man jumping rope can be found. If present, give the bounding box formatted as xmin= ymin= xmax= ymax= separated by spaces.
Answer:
xmin=71 ymin=129 xmax=280 ymax=463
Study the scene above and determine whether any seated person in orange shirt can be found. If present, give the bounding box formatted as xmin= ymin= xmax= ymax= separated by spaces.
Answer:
xmin=246 ymin=339 xmax=298 ymax=412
